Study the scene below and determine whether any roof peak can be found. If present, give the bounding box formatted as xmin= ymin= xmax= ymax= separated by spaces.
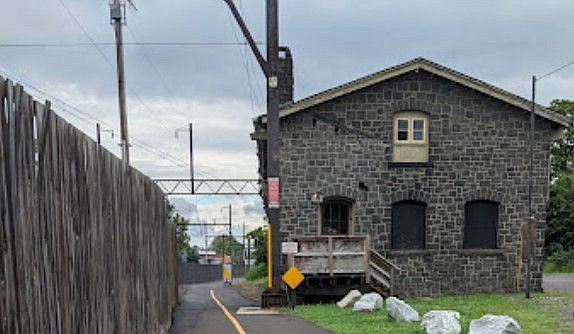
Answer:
xmin=277 ymin=58 xmax=568 ymax=127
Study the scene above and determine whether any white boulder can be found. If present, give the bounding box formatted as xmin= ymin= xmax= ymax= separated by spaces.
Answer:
xmin=421 ymin=310 xmax=461 ymax=334
xmin=386 ymin=296 xmax=419 ymax=322
xmin=337 ymin=290 xmax=362 ymax=309
xmin=469 ymin=315 xmax=521 ymax=334
xmin=352 ymin=292 xmax=383 ymax=312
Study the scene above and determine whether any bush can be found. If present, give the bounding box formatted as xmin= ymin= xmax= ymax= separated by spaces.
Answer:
xmin=245 ymin=263 xmax=267 ymax=281
xmin=545 ymin=248 xmax=574 ymax=273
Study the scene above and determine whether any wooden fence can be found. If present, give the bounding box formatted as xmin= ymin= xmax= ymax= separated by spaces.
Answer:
xmin=0 ymin=76 xmax=177 ymax=333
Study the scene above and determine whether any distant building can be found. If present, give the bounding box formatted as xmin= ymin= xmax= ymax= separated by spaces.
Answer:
xmin=198 ymin=250 xmax=231 ymax=265
xmin=252 ymin=56 xmax=568 ymax=297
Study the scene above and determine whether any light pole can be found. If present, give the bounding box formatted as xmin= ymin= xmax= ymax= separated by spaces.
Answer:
xmin=525 ymin=60 xmax=574 ymax=298
xmin=526 ymin=75 xmax=536 ymax=299
xmin=175 ymin=123 xmax=194 ymax=194
xmin=96 ymin=123 xmax=114 ymax=145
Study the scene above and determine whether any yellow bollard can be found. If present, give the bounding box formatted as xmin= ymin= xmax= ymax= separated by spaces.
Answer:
xmin=267 ymin=225 xmax=272 ymax=289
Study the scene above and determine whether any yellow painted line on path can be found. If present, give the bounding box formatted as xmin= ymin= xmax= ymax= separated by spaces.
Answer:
xmin=210 ymin=289 xmax=247 ymax=334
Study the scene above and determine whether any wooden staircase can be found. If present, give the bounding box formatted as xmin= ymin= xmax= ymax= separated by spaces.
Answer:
xmin=368 ymin=249 xmax=399 ymax=297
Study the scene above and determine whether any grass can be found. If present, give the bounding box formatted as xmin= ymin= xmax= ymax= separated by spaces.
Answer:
xmin=285 ymin=293 xmax=574 ymax=334
xmin=237 ymin=277 xmax=267 ymax=301
xmin=241 ymin=276 xmax=267 ymax=286
xmin=544 ymin=261 xmax=574 ymax=273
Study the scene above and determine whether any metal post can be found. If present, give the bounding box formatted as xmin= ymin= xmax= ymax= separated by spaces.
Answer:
xmin=247 ymin=237 xmax=251 ymax=271
xmin=526 ymin=75 xmax=536 ymax=299
xmin=96 ymin=123 xmax=101 ymax=145
xmin=189 ymin=123 xmax=194 ymax=194
xmin=205 ymin=235 xmax=208 ymax=264
xmin=229 ymin=204 xmax=233 ymax=260
xmin=111 ymin=0 xmax=130 ymax=166
xmin=266 ymin=0 xmax=282 ymax=292
xmin=242 ymin=222 xmax=246 ymax=266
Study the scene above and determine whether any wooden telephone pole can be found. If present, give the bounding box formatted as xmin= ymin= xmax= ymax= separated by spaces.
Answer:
xmin=223 ymin=0 xmax=285 ymax=306
xmin=110 ymin=0 xmax=130 ymax=165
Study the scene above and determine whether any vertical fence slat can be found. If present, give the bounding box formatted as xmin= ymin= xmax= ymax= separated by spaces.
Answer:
xmin=0 ymin=78 xmax=177 ymax=334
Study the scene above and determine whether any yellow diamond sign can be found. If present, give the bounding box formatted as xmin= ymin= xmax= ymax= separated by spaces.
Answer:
xmin=282 ymin=265 xmax=305 ymax=290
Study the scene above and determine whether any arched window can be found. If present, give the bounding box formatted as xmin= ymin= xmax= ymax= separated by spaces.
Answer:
xmin=464 ymin=200 xmax=499 ymax=249
xmin=391 ymin=201 xmax=426 ymax=249
xmin=393 ymin=111 xmax=429 ymax=163
xmin=320 ymin=197 xmax=353 ymax=235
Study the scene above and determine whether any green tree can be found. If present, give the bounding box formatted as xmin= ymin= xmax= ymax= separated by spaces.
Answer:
xmin=246 ymin=227 xmax=267 ymax=265
xmin=549 ymin=99 xmax=574 ymax=175
xmin=545 ymin=99 xmax=574 ymax=264
xmin=545 ymin=173 xmax=574 ymax=257
xmin=187 ymin=246 xmax=200 ymax=263
xmin=167 ymin=201 xmax=199 ymax=263
xmin=209 ymin=235 xmax=244 ymax=264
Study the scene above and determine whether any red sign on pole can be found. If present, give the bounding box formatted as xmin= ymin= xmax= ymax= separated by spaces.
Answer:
xmin=267 ymin=177 xmax=279 ymax=208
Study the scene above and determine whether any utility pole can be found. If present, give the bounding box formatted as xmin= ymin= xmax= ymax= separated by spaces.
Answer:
xmin=175 ymin=123 xmax=195 ymax=193
xmin=265 ymin=0 xmax=283 ymax=297
xmin=110 ymin=0 xmax=130 ymax=166
xmin=223 ymin=0 xmax=285 ymax=307
xmin=229 ymin=204 xmax=233 ymax=244
xmin=189 ymin=123 xmax=194 ymax=194
xmin=247 ymin=237 xmax=251 ymax=271
xmin=526 ymin=75 xmax=536 ymax=299
xmin=204 ymin=234 xmax=209 ymax=264
xmin=242 ymin=222 xmax=246 ymax=266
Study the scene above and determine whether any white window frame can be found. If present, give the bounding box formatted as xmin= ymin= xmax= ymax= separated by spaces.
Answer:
xmin=394 ymin=115 xmax=428 ymax=145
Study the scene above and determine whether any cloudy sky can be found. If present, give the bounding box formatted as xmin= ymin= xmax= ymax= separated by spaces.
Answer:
xmin=2 ymin=0 xmax=573 ymax=246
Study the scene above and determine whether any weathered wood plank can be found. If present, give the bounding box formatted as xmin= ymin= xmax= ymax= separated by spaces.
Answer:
xmin=0 ymin=77 xmax=177 ymax=334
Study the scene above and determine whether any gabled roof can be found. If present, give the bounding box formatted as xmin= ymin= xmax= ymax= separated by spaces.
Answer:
xmin=278 ymin=57 xmax=569 ymax=127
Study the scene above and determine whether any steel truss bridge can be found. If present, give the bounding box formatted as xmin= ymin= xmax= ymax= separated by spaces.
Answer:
xmin=154 ymin=178 xmax=260 ymax=195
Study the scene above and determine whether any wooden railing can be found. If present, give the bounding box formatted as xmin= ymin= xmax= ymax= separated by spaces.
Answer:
xmin=368 ymin=248 xmax=400 ymax=296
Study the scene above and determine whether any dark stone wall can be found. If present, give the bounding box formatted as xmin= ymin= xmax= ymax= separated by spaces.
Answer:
xmin=277 ymin=70 xmax=560 ymax=297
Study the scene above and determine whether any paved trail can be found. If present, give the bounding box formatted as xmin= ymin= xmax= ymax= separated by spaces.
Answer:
xmin=169 ymin=280 xmax=331 ymax=334
xmin=543 ymin=273 xmax=574 ymax=293
xmin=170 ymin=275 xmax=574 ymax=333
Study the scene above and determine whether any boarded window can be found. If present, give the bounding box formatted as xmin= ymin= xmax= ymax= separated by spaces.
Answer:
xmin=321 ymin=198 xmax=351 ymax=235
xmin=391 ymin=201 xmax=426 ymax=249
xmin=464 ymin=200 xmax=498 ymax=249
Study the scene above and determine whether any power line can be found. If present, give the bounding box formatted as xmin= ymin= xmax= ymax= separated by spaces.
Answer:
xmin=0 ymin=42 xmax=259 ymax=48
xmin=55 ymin=0 xmax=115 ymax=68
xmin=55 ymin=0 xmax=194 ymax=165
xmin=125 ymin=26 xmax=183 ymax=108
xmin=538 ymin=59 xmax=574 ymax=81
xmin=226 ymin=5 xmax=264 ymax=117
xmin=0 ymin=66 xmax=187 ymax=167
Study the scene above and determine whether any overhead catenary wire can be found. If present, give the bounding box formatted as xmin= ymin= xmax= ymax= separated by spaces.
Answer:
xmin=54 ymin=0 xmax=204 ymax=168
xmin=537 ymin=59 xmax=574 ymax=81
xmin=226 ymin=4 xmax=264 ymax=118
xmin=0 ymin=66 xmax=187 ymax=167
xmin=0 ymin=42 xmax=260 ymax=48
xmin=54 ymin=0 xmax=180 ymax=138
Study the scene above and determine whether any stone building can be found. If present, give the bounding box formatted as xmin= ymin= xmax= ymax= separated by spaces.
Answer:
xmin=252 ymin=56 xmax=568 ymax=297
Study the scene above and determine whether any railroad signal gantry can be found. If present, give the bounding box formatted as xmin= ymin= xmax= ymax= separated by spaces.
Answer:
xmin=154 ymin=178 xmax=260 ymax=196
